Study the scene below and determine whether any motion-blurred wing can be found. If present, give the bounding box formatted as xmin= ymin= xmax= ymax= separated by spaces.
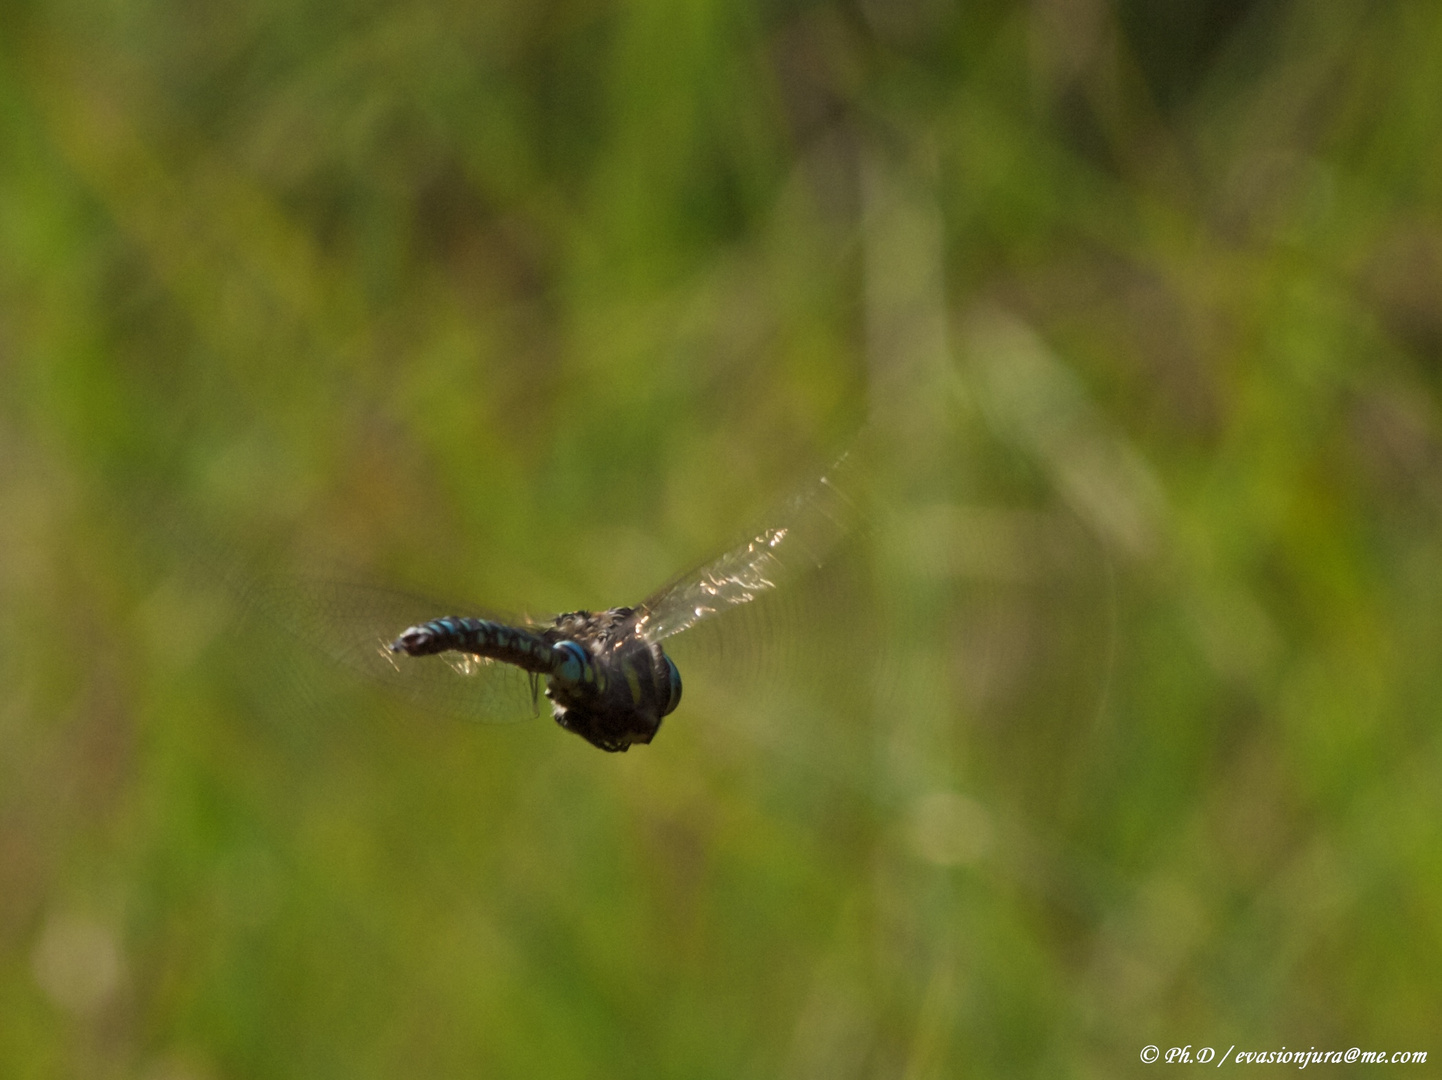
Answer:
xmin=635 ymin=459 xmax=860 ymax=642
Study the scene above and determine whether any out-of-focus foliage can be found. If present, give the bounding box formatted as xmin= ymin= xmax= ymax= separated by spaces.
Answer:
xmin=3 ymin=0 xmax=1441 ymax=1076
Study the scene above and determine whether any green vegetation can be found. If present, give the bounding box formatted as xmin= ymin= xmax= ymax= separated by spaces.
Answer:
xmin=3 ymin=1 xmax=1440 ymax=1076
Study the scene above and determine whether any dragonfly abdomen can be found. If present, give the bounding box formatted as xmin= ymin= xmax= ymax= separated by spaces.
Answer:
xmin=389 ymin=616 xmax=557 ymax=675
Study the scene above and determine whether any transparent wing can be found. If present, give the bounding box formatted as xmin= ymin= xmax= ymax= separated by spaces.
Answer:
xmin=242 ymin=576 xmax=551 ymax=724
xmin=625 ymin=447 xmax=1118 ymax=795
xmin=635 ymin=458 xmax=861 ymax=642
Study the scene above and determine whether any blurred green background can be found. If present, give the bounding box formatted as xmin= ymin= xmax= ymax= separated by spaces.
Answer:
xmin=4 ymin=0 xmax=1441 ymax=1076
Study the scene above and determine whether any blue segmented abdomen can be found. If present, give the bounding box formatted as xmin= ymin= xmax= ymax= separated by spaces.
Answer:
xmin=389 ymin=616 xmax=558 ymax=675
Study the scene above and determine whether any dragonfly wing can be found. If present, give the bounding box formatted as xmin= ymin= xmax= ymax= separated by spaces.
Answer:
xmin=244 ymin=576 xmax=550 ymax=724
xmin=636 ymin=459 xmax=860 ymax=642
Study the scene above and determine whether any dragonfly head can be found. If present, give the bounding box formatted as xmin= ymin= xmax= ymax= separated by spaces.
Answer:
xmin=544 ymin=641 xmax=682 ymax=752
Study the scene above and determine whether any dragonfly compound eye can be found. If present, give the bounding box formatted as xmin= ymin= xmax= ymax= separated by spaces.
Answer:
xmin=552 ymin=640 xmax=594 ymax=686
xmin=661 ymin=654 xmax=683 ymax=716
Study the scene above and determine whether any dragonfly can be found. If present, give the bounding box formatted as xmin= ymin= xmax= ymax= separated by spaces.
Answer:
xmin=252 ymin=461 xmax=859 ymax=752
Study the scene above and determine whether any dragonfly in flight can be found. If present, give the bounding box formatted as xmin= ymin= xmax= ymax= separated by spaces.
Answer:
xmin=259 ymin=462 xmax=857 ymax=751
